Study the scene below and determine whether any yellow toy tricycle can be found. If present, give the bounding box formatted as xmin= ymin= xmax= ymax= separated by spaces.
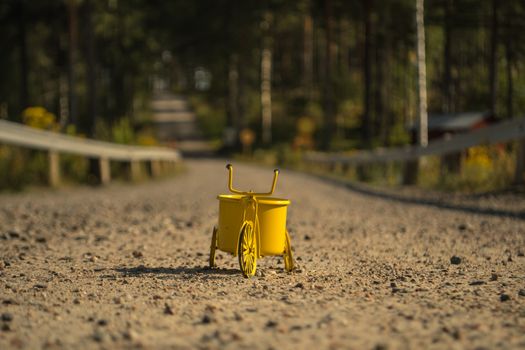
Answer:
xmin=209 ymin=164 xmax=294 ymax=277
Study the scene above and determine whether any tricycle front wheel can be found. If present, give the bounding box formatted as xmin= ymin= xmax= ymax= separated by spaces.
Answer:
xmin=209 ymin=227 xmax=218 ymax=268
xmin=238 ymin=222 xmax=257 ymax=277
xmin=284 ymin=230 xmax=294 ymax=272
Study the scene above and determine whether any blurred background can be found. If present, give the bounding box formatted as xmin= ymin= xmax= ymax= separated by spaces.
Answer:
xmin=0 ymin=0 xmax=524 ymax=191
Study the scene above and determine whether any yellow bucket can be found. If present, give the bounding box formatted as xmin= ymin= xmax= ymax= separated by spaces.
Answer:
xmin=217 ymin=195 xmax=243 ymax=253
xmin=216 ymin=195 xmax=290 ymax=256
xmin=256 ymin=197 xmax=290 ymax=256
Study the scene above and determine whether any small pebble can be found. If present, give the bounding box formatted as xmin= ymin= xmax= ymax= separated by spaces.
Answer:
xmin=1 ymin=313 xmax=13 ymax=322
xmin=164 ymin=303 xmax=175 ymax=315
xmin=201 ymin=314 xmax=213 ymax=324
xmin=265 ymin=320 xmax=278 ymax=328
xmin=500 ymin=294 xmax=510 ymax=302
xmin=373 ymin=344 xmax=387 ymax=350
xmin=518 ymin=289 xmax=525 ymax=297
xmin=7 ymin=231 xmax=20 ymax=239
xmin=132 ymin=251 xmax=143 ymax=258
xmin=469 ymin=280 xmax=485 ymax=286
xmin=490 ymin=273 xmax=498 ymax=281
xmin=92 ymin=330 xmax=106 ymax=342
xmin=123 ymin=329 xmax=138 ymax=341
xmin=450 ymin=256 xmax=462 ymax=265
xmin=294 ymin=283 xmax=304 ymax=289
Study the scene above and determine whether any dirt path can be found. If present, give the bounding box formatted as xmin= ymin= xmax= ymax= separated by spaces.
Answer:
xmin=1 ymin=160 xmax=524 ymax=349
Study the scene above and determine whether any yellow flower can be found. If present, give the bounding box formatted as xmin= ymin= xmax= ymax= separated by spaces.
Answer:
xmin=22 ymin=106 xmax=57 ymax=130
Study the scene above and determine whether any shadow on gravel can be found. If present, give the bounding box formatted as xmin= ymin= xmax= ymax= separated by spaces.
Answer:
xmin=312 ymin=174 xmax=525 ymax=220
xmin=114 ymin=265 xmax=239 ymax=277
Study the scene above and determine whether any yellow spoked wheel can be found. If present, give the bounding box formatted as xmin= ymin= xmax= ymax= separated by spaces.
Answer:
xmin=284 ymin=230 xmax=294 ymax=272
xmin=209 ymin=227 xmax=218 ymax=268
xmin=238 ymin=222 xmax=257 ymax=277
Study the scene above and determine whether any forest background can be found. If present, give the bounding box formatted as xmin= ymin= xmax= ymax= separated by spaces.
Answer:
xmin=0 ymin=0 xmax=524 ymax=191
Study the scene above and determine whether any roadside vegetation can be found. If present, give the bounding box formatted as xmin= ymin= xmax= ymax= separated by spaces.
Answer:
xmin=1 ymin=1 xmax=524 ymax=192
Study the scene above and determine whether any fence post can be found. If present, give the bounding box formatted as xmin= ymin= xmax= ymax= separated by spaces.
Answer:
xmin=99 ymin=157 xmax=111 ymax=185
xmin=130 ymin=160 xmax=141 ymax=181
xmin=515 ymin=139 xmax=525 ymax=184
xmin=402 ymin=159 xmax=419 ymax=185
xmin=440 ymin=152 xmax=462 ymax=175
xmin=48 ymin=150 xmax=60 ymax=188
xmin=150 ymin=159 xmax=161 ymax=178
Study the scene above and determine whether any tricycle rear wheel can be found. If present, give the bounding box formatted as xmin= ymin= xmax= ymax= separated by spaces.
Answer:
xmin=238 ymin=222 xmax=257 ymax=277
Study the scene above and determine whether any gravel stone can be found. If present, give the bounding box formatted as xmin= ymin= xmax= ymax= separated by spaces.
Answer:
xmin=450 ymin=256 xmax=462 ymax=265
xmin=500 ymin=294 xmax=510 ymax=302
xmin=1 ymin=313 xmax=13 ymax=322
xmin=0 ymin=160 xmax=523 ymax=349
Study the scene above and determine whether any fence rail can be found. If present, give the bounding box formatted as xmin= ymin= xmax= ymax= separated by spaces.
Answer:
xmin=0 ymin=119 xmax=181 ymax=186
xmin=304 ymin=117 xmax=525 ymax=183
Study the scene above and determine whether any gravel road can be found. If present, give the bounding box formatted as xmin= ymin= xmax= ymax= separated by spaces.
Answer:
xmin=1 ymin=159 xmax=524 ymax=349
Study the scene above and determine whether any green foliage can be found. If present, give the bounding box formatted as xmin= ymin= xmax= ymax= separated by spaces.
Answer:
xmin=189 ymin=95 xmax=226 ymax=140
xmin=420 ymin=146 xmax=515 ymax=192
xmin=388 ymin=122 xmax=411 ymax=146
xmin=1 ymin=0 xmax=525 ymax=192
xmin=0 ymin=148 xmax=47 ymax=191
xmin=61 ymin=155 xmax=89 ymax=183
xmin=236 ymin=144 xmax=303 ymax=169
xmin=111 ymin=118 xmax=135 ymax=145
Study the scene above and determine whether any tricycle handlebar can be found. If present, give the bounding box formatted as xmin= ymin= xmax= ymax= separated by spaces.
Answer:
xmin=226 ymin=164 xmax=279 ymax=196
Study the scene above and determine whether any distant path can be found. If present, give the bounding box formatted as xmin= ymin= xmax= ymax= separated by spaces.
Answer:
xmin=151 ymin=93 xmax=214 ymax=156
xmin=0 ymin=159 xmax=524 ymax=349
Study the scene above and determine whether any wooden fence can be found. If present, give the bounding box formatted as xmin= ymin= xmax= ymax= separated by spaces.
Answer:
xmin=0 ymin=119 xmax=181 ymax=187
xmin=304 ymin=117 xmax=525 ymax=183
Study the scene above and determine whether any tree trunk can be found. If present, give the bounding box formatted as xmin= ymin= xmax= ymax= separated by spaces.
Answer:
xmin=17 ymin=0 xmax=29 ymax=117
xmin=322 ymin=0 xmax=336 ymax=150
xmin=261 ymin=46 xmax=272 ymax=145
xmin=505 ymin=37 xmax=513 ymax=119
xmin=443 ymin=0 xmax=453 ymax=113
xmin=416 ymin=0 xmax=428 ymax=147
xmin=381 ymin=48 xmax=392 ymax=146
xmin=228 ymin=54 xmax=239 ymax=132
xmin=67 ymin=0 xmax=78 ymax=127
xmin=404 ymin=0 xmax=428 ymax=185
xmin=303 ymin=13 xmax=314 ymax=98
xmin=83 ymin=0 xmax=101 ymax=184
xmin=362 ymin=0 xmax=372 ymax=146
xmin=84 ymin=0 xmax=97 ymax=137
xmin=374 ymin=32 xmax=385 ymax=143
xmin=489 ymin=0 xmax=499 ymax=117
xmin=338 ymin=18 xmax=350 ymax=74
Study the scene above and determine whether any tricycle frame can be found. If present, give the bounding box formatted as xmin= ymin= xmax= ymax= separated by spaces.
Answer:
xmin=209 ymin=164 xmax=294 ymax=277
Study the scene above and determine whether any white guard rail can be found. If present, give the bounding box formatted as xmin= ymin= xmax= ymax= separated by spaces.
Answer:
xmin=0 ymin=119 xmax=180 ymax=161
xmin=305 ymin=117 xmax=525 ymax=165
xmin=0 ymin=119 xmax=181 ymax=186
